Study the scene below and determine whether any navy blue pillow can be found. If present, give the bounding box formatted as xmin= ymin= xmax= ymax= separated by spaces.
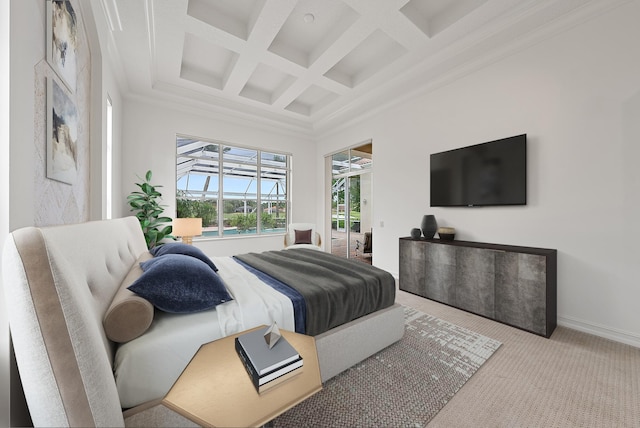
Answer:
xmin=128 ymin=254 xmax=232 ymax=313
xmin=150 ymin=243 xmax=218 ymax=272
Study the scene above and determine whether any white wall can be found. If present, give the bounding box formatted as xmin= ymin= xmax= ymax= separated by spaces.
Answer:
xmin=0 ymin=1 xmax=10 ymax=424
xmin=7 ymin=0 xmax=43 ymax=231
xmin=1 ymin=0 xmax=46 ymax=425
xmin=84 ymin=0 xmax=125 ymax=221
xmin=120 ymin=97 xmax=317 ymax=257
xmin=317 ymin=2 xmax=640 ymax=346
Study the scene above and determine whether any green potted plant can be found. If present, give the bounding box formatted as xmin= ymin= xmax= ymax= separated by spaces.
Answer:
xmin=127 ymin=170 xmax=174 ymax=249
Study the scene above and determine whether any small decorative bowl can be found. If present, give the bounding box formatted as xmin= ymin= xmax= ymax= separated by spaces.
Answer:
xmin=438 ymin=227 xmax=455 ymax=241
xmin=410 ymin=228 xmax=422 ymax=239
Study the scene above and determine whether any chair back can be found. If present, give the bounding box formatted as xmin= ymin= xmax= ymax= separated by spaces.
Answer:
xmin=284 ymin=223 xmax=321 ymax=247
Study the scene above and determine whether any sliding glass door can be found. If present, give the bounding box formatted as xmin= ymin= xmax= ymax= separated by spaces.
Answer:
xmin=328 ymin=143 xmax=372 ymax=263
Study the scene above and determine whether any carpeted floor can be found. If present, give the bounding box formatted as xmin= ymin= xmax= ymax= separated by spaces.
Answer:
xmin=272 ymin=305 xmax=501 ymax=427
xmin=397 ymin=290 xmax=640 ymax=427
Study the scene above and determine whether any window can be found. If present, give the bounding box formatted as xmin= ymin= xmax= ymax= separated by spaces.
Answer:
xmin=176 ymin=135 xmax=290 ymax=238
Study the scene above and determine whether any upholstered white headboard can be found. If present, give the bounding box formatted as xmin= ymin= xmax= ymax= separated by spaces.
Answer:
xmin=2 ymin=217 xmax=147 ymax=427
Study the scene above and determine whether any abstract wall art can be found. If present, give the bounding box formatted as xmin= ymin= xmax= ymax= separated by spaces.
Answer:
xmin=47 ymin=0 xmax=78 ymax=92
xmin=46 ymin=75 xmax=78 ymax=184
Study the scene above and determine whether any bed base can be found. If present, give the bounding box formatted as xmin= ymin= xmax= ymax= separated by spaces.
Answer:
xmin=315 ymin=303 xmax=405 ymax=382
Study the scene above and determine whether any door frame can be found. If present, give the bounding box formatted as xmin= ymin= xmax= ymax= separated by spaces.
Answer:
xmin=324 ymin=139 xmax=373 ymax=260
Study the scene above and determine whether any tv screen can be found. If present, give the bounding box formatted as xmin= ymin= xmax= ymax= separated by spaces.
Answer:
xmin=430 ymin=134 xmax=527 ymax=207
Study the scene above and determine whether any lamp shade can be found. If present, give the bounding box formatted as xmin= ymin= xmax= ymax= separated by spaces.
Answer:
xmin=172 ymin=218 xmax=202 ymax=238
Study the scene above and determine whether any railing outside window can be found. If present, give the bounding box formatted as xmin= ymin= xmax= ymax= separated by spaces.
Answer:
xmin=176 ymin=135 xmax=290 ymax=238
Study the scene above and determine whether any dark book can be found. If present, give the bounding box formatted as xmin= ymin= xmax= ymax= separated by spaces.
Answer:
xmin=235 ymin=326 xmax=300 ymax=376
xmin=235 ymin=339 xmax=303 ymax=391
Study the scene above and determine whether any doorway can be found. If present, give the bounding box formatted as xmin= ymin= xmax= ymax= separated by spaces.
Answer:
xmin=327 ymin=142 xmax=372 ymax=264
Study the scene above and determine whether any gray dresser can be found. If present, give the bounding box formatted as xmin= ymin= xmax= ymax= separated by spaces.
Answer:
xmin=399 ymin=237 xmax=557 ymax=337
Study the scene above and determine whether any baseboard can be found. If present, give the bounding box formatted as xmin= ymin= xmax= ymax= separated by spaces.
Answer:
xmin=558 ymin=316 xmax=640 ymax=349
xmin=396 ymin=277 xmax=640 ymax=348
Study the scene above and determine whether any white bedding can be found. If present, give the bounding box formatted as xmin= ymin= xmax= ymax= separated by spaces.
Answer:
xmin=114 ymin=256 xmax=296 ymax=408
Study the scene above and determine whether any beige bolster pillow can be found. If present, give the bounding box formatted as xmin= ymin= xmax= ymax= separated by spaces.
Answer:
xmin=103 ymin=252 xmax=154 ymax=343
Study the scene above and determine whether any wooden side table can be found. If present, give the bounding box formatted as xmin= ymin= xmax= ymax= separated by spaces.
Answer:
xmin=162 ymin=327 xmax=322 ymax=427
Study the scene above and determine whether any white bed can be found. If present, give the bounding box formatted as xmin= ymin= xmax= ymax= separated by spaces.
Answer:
xmin=115 ymin=257 xmax=302 ymax=408
xmin=4 ymin=217 xmax=404 ymax=426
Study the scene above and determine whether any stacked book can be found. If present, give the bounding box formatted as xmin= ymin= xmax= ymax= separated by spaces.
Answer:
xmin=235 ymin=326 xmax=303 ymax=393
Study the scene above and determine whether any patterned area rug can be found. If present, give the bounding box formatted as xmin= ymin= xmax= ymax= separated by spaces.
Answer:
xmin=272 ymin=305 xmax=502 ymax=428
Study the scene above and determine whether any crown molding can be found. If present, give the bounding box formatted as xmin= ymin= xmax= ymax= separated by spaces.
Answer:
xmin=313 ymin=0 xmax=632 ymax=139
xmin=124 ymin=88 xmax=317 ymax=141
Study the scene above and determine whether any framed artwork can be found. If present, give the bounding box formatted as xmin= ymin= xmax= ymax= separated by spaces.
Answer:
xmin=47 ymin=76 xmax=78 ymax=184
xmin=47 ymin=0 xmax=78 ymax=92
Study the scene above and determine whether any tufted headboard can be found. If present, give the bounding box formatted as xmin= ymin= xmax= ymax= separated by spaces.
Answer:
xmin=2 ymin=217 xmax=148 ymax=427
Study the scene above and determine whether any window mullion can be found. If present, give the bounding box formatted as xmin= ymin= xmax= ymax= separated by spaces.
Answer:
xmin=177 ymin=136 xmax=289 ymax=239
xmin=257 ymin=151 xmax=262 ymax=233
xmin=219 ymin=145 xmax=225 ymax=236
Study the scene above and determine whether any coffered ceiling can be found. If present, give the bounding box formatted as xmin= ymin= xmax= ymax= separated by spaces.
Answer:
xmin=101 ymin=0 xmax=621 ymax=134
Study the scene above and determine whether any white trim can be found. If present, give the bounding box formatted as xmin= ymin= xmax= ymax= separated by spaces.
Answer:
xmin=105 ymin=95 xmax=113 ymax=219
xmin=558 ymin=315 xmax=640 ymax=349
xmin=323 ymin=138 xmax=372 ymax=159
xmin=126 ymin=92 xmax=314 ymax=139
xmin=99 ymin=0 xmax=122 ymax=32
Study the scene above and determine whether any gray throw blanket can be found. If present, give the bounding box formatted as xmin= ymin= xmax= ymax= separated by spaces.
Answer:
xmin=234 ymin=249 xmax=396 ymax=336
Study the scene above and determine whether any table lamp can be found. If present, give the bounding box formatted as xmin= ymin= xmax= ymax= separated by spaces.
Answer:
xmin=172 ymin=218 xmax=202 ymax=245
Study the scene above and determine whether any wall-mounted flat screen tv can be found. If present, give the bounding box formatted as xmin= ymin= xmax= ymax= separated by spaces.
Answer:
xmin=430 ymin=134 xmax=527 ymax=207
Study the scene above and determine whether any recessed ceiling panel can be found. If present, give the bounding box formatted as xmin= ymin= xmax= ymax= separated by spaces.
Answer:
xmin=268 ymin=0 xmax=359 ymax=68
xmin=187 ymin=0 xmax=266 ymax=41
xmin=401 ymin=0 xmax=488 ymax=38
xmin=285 ymin=85 xmax=338 ymax=116
xmin=180 ymin=33 xmax=238 ymax=90
xmin=239 ymin=63 xmax=295 ymax=105
xmin=110 ymin=0 xmax=597 ymax=129
xmin=324 ymin=30 xmax=408 ymax=88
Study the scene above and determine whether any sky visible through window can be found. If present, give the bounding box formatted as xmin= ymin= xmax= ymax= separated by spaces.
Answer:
xmin=176 ymin=135 xmax=289 ymax=237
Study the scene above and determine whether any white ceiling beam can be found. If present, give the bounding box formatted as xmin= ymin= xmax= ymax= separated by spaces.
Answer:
xmin=271 ymin=18 xmax=374 ymax=109
xmin=223 ymin=0 xmax=297 ymax=95
xmin=111 ymin=0 xmax=620 ymax=131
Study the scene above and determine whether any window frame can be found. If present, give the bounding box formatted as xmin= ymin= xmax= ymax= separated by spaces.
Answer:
xmin=176 ymin=134 xmax=291 ymax=240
